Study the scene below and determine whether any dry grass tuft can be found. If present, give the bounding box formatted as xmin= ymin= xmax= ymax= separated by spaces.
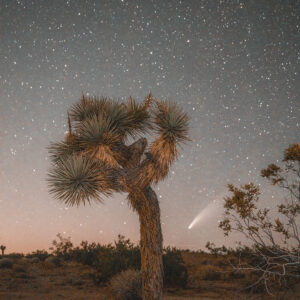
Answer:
xmin=109 ymin=269 xmax=142 ymax=300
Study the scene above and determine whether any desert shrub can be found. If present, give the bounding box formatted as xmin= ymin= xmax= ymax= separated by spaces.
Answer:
xmin=227 ymin=270 xmax=245 ymax=280
xmin=218 ymin=145 xmax=300 ymax=294
xmin=200 ymin=259 xmax=209 ymax=265
xmin=0 ymin=258 xmax=13 ymax=268
xmin=12 ymin=263 xmax=27 ymax=273
xmin=92 ymin=235 xmax=140 ymax=284
xmin=45 ymin=255 xmax=61 ymax=267
xmin=205 ymin=242 xmax=230 ymax=256
xmin=216 ymin=258 xmax=228 ymax=267
xmin=234 ymin=245 xmax=253 ymax=257
xmin=26 ymin=250 xmax=49 ymax=261
xmin=70 ymin=241 xmax=102 ymax=266
xmin=110 ymin=269 xmax=142 ymax=300
xmin=49 ymin=233 xmax=188 ymax=287
xmin=6 ymin=253 xmax=24 ymax=260
xmin=163 ymin=247 xmax=188 ymax=288
xmin=18 ymin=257 xmax=31 ymax=265
xmin=29 ymin=257 xmax=40 ymax=264
xmin=50 ymin=233 xmax=74 ymax=260
xmin=201 ymin=266 xmax=221 ymax=280
xmin=92 ymin=245 xmax=120 ymax=284
xmin=70 ymin=235 xmax=189 ymax=287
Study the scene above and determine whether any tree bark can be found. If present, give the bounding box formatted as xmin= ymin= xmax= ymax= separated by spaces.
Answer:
xmin=115 ymin=138 xmax=164 ymax=299
xmin=138 ymin=186 xmax=163 ymax=300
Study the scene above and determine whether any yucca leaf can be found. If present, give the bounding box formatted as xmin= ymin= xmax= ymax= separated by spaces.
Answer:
xmin=101 ymin=97 xmax=151 ymax=138
xmin=76 ymin=114 xmax=120 ymax=147
xmin=69 ymin=95 xmax=108 ymax=122
xmin=153 ymin=100 xmax=190 ymax=143
xmin=70 ymin=95 xmax=152 ymax=140
xmin=130 ymin=100 xmax=190 ymax=188
xmin=102 ymin=100 xmax=131 ymax=137
xmin=124 ymin=97 xmax=152 ymax=137
xmin=47 ymin=155 xmax=119 ymax=206
xmin=48 ymin=134 xmax=83 ymax=164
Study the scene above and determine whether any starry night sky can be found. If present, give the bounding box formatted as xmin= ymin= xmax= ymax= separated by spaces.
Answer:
xmin=1 ymin=0 xmax=299 ymax=253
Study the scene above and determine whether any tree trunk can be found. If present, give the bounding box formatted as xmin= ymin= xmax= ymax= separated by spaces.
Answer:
xmin=138 ymin=186 xmax=163 ymax=300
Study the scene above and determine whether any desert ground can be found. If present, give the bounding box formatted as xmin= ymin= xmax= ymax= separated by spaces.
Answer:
xmin=0 ymin=251 xmax=299 ymax=300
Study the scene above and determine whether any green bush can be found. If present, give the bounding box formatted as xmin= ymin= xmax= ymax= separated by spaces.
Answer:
xmin=26 ymin=250 xmax=49 ymax=262
xmin=0 ymin=258 xmax=13 ymax=268
xmin=49 ymin=233 xmax=189 ymax=287
xmin=92 ymin=235 xmax=140 ymax=284
xmin=93 ymin=238 xmax=188 ymax=287
xmin=29 ymin=257 xmax=40 ymax=264
xmin=70 ymin=241 xmax=102 ymax=266
xmin=163 ymin=247 xmax=188 ymax=288
xmin=50 ymin=233 xmax=73 ymax=260
xmin=6 ymin=253 xmax=24 ymax=260
xmin=110 ymin=269 xmax=142 ymax=300
xmin=205 ymin=242 xmax=230 ymax=256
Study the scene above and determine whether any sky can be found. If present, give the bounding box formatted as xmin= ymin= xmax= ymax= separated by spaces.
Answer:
xmin=0 ymin=0 xmax=299 ymax=253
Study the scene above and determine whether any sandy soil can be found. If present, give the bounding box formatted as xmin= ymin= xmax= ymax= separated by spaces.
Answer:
xmin=0 ymin=258 xmax=299 ymax=300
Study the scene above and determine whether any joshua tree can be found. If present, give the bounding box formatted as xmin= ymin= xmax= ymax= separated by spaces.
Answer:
xmin=0 ymin=245 xmax=6 ymax=256
xmin=47 ymin=94 xmax=189 ymax=300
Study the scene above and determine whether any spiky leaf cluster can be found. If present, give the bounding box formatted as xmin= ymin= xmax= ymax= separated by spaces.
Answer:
xmin=129 ymin=100 xmax=190 ymax=188
xmin=47 ymin=94 xmax=190 ymax=206
xmin=69 ymin=95 xmax=151 ymax=141
xmin=48 ymin=134 xmax=83 ymax=164
xmin=48 ymin=155 xmax=116 ymax=206
xmin=124 ymin=97 xmax=152 ymax=136
xmin=68 ymin=96 xmax=108 ymax=122
xmin=76 ymin=114 xmax=120 ymax=148
xmin=152 ymin=100 xmax=189 ymax=143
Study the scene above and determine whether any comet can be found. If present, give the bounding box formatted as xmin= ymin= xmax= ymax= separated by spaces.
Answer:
xmin=188 ymin=199 xmax=222 ymax=230
xmin=188 ymin=211 xmax=205 ymax=229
